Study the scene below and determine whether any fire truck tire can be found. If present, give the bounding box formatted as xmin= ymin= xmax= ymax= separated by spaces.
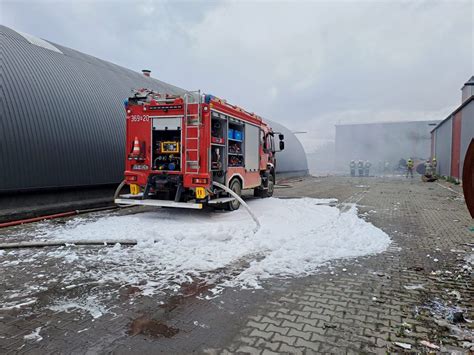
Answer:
xmin=254 ymin=174 xmax=274 ymax=198
xmin=266 ymin=174 xmax=274 ymax=197
xmin=225 ymin=179 xmax=241 ymax=211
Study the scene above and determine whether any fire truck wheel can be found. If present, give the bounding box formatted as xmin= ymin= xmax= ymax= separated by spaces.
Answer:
xmin=266 ymin=174 xmax=274 ymax=197
xmin=226 ymin=179 xmax=241 ymax=211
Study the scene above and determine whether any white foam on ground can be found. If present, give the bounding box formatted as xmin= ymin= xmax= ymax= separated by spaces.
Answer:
xmin=49 ymin=295 xmax=106 ymax=319
xmin=23 ymin=327 xmax=43 ymax=342
xmin=36 ymin=197 xmax=390 ymax=291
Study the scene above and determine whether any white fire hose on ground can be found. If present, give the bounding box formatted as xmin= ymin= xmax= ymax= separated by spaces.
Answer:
xmin=212 ymin=181 xmax=261 ymax=233
xmin=0 ymin=182 xmax=261 ymax=250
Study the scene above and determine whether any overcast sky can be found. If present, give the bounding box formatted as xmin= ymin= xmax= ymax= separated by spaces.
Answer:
xmin=1 ymin=0 xmax=473 ymax=144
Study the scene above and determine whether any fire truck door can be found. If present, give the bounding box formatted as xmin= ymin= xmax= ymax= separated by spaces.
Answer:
xmin=245 ymin=124 xmax=260 ymax=172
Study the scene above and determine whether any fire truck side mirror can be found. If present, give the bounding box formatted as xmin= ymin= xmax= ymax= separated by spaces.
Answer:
xmin=279 ymin=141 xmax=285 ymax=151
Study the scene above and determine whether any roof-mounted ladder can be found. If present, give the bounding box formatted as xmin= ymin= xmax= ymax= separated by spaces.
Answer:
xmin=184 ymin=91 xmax=202 ymax=175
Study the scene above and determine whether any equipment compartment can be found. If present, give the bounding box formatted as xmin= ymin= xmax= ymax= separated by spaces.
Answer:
xmin=211 ymin=113 xmax=226 ymax=145
xmin=228 ymin=122 xmax=244 ymax=167
xmin=152 ymin=126 xmax=181 ymax=171
xmin=211 ymin=113 xmax=226 ymax=172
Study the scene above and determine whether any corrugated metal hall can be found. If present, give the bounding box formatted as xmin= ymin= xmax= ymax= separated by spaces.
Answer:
xmin=0 ymin=25 xmax=307 ymax=193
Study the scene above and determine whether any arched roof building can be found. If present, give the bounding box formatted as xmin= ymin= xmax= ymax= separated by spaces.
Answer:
xmin=0 ymin=25 xmax=307 ymax=193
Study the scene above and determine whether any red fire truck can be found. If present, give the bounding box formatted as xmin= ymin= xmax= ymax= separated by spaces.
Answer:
xmin=114 ymin=89 xmax=284 ymax=211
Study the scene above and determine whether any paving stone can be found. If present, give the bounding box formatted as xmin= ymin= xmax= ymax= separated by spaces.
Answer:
xmin=236 ymin=345 xmax=261 ymax=354
xmin=260 ymin=316 xmax=282 ymax=327
xmin=294 ymin=338 xmax=320 ymax=351
xmin=254 ymin=338 xmax=281 ymax=352
xmin=247 ymin=320 xmax=267 ymax=331
xmin=265 ymin=324 xmax=288 ymax=336
xmin=278 ymin=343 xmax=303 ymax=354
xmin=280 ymin=320 xmax=304 ymax=331
xmin=249 ymin=329 xmax=274 ymax=341
xmin=287 ymin=329 xmax=311 ymax=341
xmin=295 ymin=316 xmax=319 ymax=327
xmin=271 ymin=333 xmax=297 ymax=346
xmin=274 ymin=313 xmax=297 ymax=322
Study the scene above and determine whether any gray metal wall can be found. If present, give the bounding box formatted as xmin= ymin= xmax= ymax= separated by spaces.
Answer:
xmin=0 ymin=25 xmax=307 ymax=192
xmin=335 ymin=121 xmax=439 ymax=171
xmin=266 ymin=120 xmax=308 ymax=175
xmin=434 ymin=118 xmax=452 ymax=177
xmin=460 ymin=100 xmax=474 ymax=177
xmin=0 ymin=25 xmax=185 ymax=192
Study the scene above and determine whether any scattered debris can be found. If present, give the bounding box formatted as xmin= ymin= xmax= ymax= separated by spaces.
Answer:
xmin=419 ymin=340 xmax=440 ymax=350
xmin=462 ymin=341 xmax=474 ymax=349
xmin=23 ymin=327 xmax=43 ymax=342
xmin=193 ymin=321 xmax=209 ymax=328
xmin=394 ymin=342 xmax=412 ymax=350
xmin=465 ymin=253 xmax=474 ymax=265
xmin=434 ymin=319 xmax=451 ymax=329
xmin=404 ymin=284 xmax=424 ymax=290
xmin=423 ymin=299 xmax=466 ymax=324
xmin=447 ymin=290 xmax=462 ymax=301
xmin=452 ymin=311 xmax=466 ymax=324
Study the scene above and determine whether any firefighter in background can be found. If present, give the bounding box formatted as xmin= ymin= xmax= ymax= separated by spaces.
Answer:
xmin=358 ymin=160 xmax=364 ymax=177
xmin=350 ymin=160 xmax=356 ymax=177
xmin=422 ymin=159 xmax=438 ymax=182
xmin=364 ymin=160 xmax=371 ymax=177
xmin=406 ymin=158 xmax=414 ymax=178
xmin=431 ymin=157 xmax=437 ymax=174
xmin=424 ymin=159 xmax=433 ymax=175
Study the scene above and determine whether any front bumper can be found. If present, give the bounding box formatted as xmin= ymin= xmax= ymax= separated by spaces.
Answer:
xmin=114 ymin=197 xmax=203 ymax=209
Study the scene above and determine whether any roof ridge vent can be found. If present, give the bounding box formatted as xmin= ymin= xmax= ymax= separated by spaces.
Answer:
xmin=16 ymin=30 xmax=63 ymax=54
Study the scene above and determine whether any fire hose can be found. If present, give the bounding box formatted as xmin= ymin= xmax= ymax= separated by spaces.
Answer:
xmin=212 ymin=181 xmax=261 ymax=233
xmin=0 ymin=182 xmax=261 ymax=249
xmin=0 ymin=239 xmax=138 ymax=250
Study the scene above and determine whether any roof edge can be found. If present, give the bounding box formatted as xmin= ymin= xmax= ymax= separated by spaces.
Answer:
xmin=336 ymin=119 xmax=441 ymax=127
xmin=431 ymin=95 xmax=474 ymax=133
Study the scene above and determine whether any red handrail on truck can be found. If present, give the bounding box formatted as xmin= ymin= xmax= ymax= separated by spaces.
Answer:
xmin=114 ymin=89 xmax=284 ymax=211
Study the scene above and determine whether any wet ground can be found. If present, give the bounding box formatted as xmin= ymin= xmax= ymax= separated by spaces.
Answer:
xmin=0 ymin=175 xmax=473 ymax=354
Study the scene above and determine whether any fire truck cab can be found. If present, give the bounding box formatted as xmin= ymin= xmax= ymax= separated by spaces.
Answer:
xmin=114 ymin=89 xmax=284 ymax=211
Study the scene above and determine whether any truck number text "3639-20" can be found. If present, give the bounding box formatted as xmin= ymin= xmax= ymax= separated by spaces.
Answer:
xmin=130 ymin=115 xmax=150 ymax=122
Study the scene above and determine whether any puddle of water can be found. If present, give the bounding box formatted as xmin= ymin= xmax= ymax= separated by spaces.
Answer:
xmin=129 ymin=317 xmax=179 ymax=338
